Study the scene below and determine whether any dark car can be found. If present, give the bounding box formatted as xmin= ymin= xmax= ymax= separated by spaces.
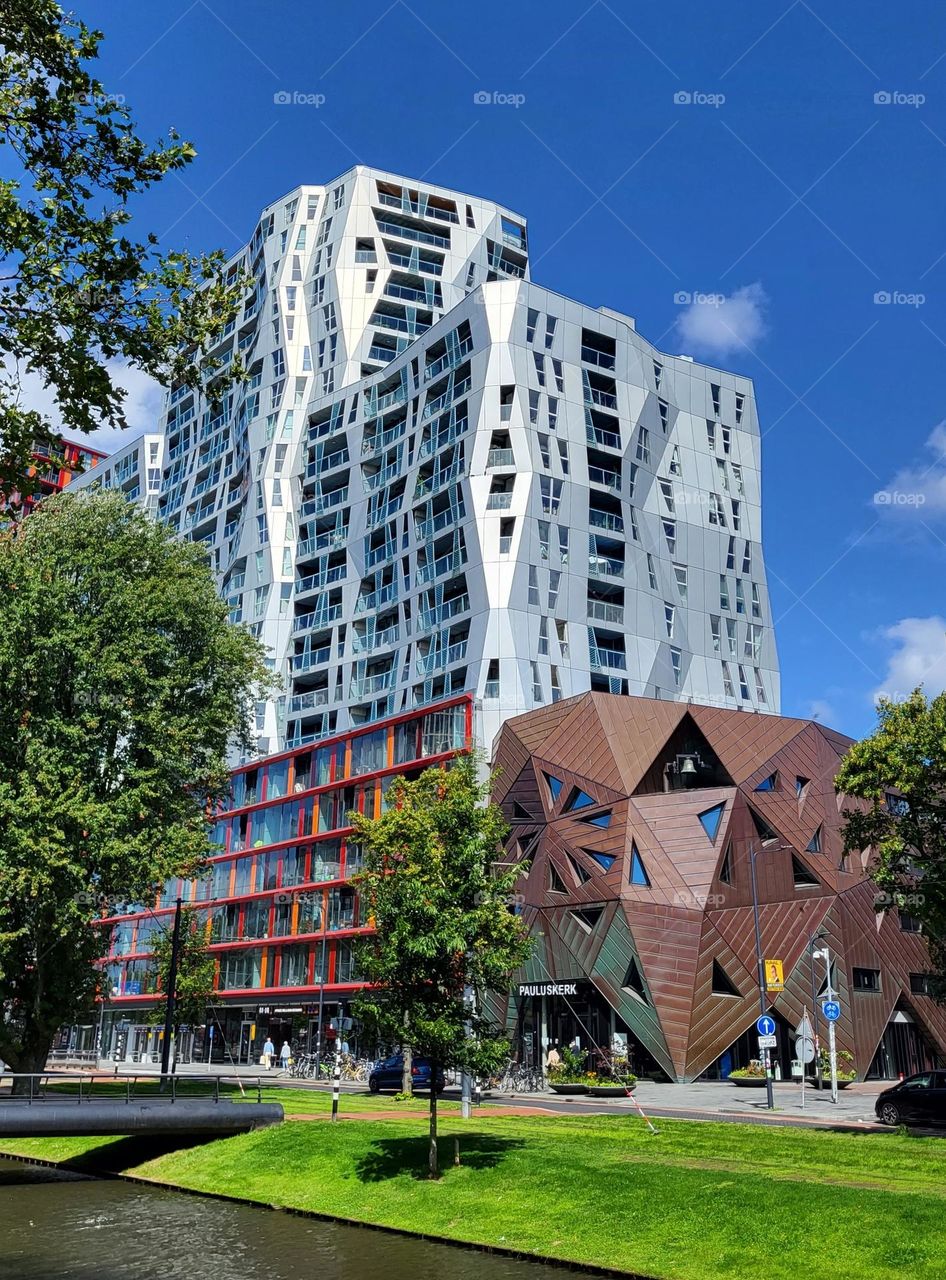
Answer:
xmin=368 ymin=1053 xmax=446 ymax=1094
xmin=875 ymin=1071 xmax=946 ymax=1126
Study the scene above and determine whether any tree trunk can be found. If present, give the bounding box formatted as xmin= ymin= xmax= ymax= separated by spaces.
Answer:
xmin=7 ymin=1036 xmax=54 ymax=1096
xmin=428 ymin=1058 xmax=439 ymax=1179
xmin=401 ymin=1018 xmax=412 ymax=1094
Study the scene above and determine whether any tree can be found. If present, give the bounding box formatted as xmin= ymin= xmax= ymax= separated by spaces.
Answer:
xmin=146 ymin=907 xmax=217 ymax=1061
xmin=0 ymin=491 xmax=274 ymax=1086
xmin=836 ymin=689 xmax=946 ymax=998
xmin=0 ymin=1 xmax=247 ymax=501
xmin=350 ymin=755 xmax=533 ymax=1178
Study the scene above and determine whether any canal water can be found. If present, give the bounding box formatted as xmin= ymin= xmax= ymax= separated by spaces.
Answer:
xmin=0 ymin=1162 xmax=578 ymax=1280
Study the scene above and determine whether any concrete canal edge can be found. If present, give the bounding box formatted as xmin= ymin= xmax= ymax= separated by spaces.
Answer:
xmin=0 ymin=1150 xmax=659 ymax=1280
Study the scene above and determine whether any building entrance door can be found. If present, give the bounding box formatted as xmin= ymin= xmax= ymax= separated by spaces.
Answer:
xmin=238 ymin=1020 xmax=255 ymax=1064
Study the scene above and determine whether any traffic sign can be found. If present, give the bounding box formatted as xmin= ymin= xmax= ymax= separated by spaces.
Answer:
xmin=765 ymin=958 xmax=784 ymax=992
xmin=794 ymin=1036 xmax=815 ymax=1064
xmin=822 ymin=1000 xmax=841 ymax=1022
xmin=796 ymin=1013 xmax=814 ymax=1040
xmin=758 ymin=1034 xmax=778 ymax=1050
xmin=757 ymin=1015 xmax=776 ymax=1037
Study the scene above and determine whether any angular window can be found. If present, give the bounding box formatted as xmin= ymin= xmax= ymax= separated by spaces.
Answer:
xmin=570 ymin=907 xmax=604 ymax=933
xmin=853 ymin=967 xmax=880 ymax=992
xmin=750 ymin=808 xmax=779 ymax=845
xmin=623 ymin=957 xmax=649 ymax=1003
xmin=629 ymin=842 xmax=649 ymax=886
xmin=805 ymin=826 xmax=823 ymax=854
xmin=711 ymin=959 xmax=741 ymax=997
xmin=582 ymin=810 xmax=612 ymax=828
xmin=699 ymin=803 xmax=726 ymax=842
xmin=566 ymin=851 xmax=592 ymax=885
xmin=564 ymin=788 xmax=596 ymax=812
xmin=755 ymin=772 xmax=778 ymax=792
xmin=792 ymin=854 xmax=820 ymax=888
xmin=583 ymin=848 xmax=615 ymax=872
xmin=548 ymin=860 xmax=568 ymax=894
xmin=795 ymin=776 xmax=810 ymax=799
xmin=719 ymin=840 xmax=734 ymax=885
xmin=543 ymin=773 xmax=563 ymax=803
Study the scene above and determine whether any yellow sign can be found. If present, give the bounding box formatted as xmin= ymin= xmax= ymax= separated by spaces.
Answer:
xmin=765 ymin=959 xmax=785 ymax=992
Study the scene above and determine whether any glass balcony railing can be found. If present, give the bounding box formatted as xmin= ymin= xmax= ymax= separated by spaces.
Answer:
xmin=587 ymin=600 xmax=625 ymax=625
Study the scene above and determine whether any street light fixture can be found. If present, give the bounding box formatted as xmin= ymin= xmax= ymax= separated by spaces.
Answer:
xmin=748 ymin=841 xmax=792 ymax=1111
xmin=813 ymin=944 xmax=840 ymax=1104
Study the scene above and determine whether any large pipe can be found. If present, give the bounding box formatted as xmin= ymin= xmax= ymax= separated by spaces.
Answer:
xmin=0 ymin=1101 xmax=283 ymax=1138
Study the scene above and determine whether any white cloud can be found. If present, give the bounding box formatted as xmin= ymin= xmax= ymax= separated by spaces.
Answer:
xmin=874 ymin=422 xmax=946 ymax=516
xmin=674 ymin=283 xmax=769 ymax=359
xmin=806 ymin=698 xmax=839 ymax=724
xmin=872 ymin=616 xmax=946 ymax=704
xmin=8 ymin=360 xmax=164 ymax=456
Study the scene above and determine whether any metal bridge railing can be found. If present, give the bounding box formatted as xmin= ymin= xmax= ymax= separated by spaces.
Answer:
xmin=0 ymin=1073 xmax=264 ymax=1105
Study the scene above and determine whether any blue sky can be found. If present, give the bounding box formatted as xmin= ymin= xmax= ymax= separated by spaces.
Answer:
xmin=70 ymin=0 xmax=946 ymax=736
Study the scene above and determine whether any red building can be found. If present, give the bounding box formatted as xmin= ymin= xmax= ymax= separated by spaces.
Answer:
xmin=92 ymin=696 xmax=472 ymax=1065
xmin=4 ymin=437 xmax=106 ymax=515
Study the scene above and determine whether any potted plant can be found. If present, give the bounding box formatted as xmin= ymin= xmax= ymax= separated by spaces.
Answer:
xmin=728 ymin=1062 xmax=769 ymax=1087
xmin=587 ymin=1053 xmax=637 ymax=1096
xmin=548 ymin=1045 xmax=591 ymax=1094
xmin=817 ymin=1048 xmax=857 ymax=1088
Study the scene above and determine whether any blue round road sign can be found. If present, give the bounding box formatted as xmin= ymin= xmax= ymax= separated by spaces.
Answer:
xmin=756 ymin=1015 xmax=776 ymax=1037
xmin=822 ymin=1000 xmax=841 ymax=1022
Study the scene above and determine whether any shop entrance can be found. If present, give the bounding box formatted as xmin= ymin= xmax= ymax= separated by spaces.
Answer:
xmin=238 ymin=1020 xmax=255 ymax=1064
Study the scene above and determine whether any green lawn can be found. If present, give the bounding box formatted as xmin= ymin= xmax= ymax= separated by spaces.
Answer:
xmin=2 ymin=1111 xmax=945 ymax=1280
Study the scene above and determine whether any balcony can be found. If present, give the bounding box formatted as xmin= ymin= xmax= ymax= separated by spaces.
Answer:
xmin=588 ymin=466 xmax=621 ymax=492
xmin=290 ymin=645 xmax=331 ymax=673
xmin=417 ymin=640 xmax=468 ymax=674
xmin=416 ymin=549 xmax=466 ymax=585
xmin=350 ymin=670 xmax=396 ymax=698
xmin=424 ymin=339 xmax=474 ymax=383
xmin=418 ymin=593 xmax=470 ymax=632
xmin=288 ymin=689 xmax=330 ymax=714
xmin=414 ymin=503 xmax=464 ymax=540
xmin=300 ymin=486 xmax=349 ymax=518
xmin=486 ymin=448 xmax=515 ymax=469
xmin=375 ymin=216 xmax=450 ymax=248
xmin=587 ymin=600 xmax=625 ymax=625
xmin=414 ymin=460 xmax=464 ymax=499
xmin=305 ymin=448 xmax=349 ymax=479
xmin=296 ymin=528 xmax=347 ymax=558
xmin=580 ymin=345 xmax=616 ymax=370
xmin=361 ymin=419 xmax=407 ymax=457
xmin=363 ymin=460 xmax=402 ymax=492
xmin=297 ymin=564 xmax=346 ymax=594
xmin=588 ymin=554 xmax=624 ymax=578
xmin=591 ymin=647 xmax=627 ymax=671
xmin=352 ymin=625 xmax=399 ymax=653
xmin=586 ymin=424 xmax=622 ymax=451
xmin=355 ymin=583 xmax=398 ymax=613
xmin=292 ymin=606 xmax=342 ymax=634
xmin=584 ymin=386 xmax=618 ymax=410
xmin=486 ymin=491 xmax=513 ymax=510
xmin=589 ymin=509 xmax=624 ymax=534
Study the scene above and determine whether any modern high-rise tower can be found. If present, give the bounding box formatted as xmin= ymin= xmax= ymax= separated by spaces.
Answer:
xmin=69 ymin=165 xmax=780 ymax=755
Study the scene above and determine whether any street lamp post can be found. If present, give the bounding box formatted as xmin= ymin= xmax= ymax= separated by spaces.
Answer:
xmin=813 ymin=944 xmax=839 ymax=1103
xmin=159 ymin=897 xmax=183 ymax=1085
xmin=748 ymin=844 xmax=775 ymax=1111
xmin=808 ymin=932 xmax=825 ymax=1091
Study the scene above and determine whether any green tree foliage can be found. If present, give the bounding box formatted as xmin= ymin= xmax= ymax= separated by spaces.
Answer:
xmin=836 ymin=689 xmax=946 ymax=997
xmin=145 ymin=907 xmax=216 ymax=1046
xmin=350 ymin=756 xmax=533 ymax=1177
xmin=0 ymin=492 xmax=273 ymax=1083
xmin=0 ymin=0 xmax=248 ymax=500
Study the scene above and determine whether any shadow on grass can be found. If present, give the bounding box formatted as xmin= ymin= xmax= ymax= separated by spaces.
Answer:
xmin=59 ymin=1132 xmax=224 ymax=1176
xmin=355 ymin=1133 xmax=525 ymax=1182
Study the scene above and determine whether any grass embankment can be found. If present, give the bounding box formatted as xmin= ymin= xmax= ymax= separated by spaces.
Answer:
xmin=2 ymin=1106 xmax=945 ymax=1280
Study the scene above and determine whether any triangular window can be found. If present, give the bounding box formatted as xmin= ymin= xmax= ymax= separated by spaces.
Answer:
xmin=543 ymin=773 xmax=563 ymax=803
xmin=698 ymin=802 xmax=725 ymax=841
xmin=805 ymin=826 xmax=823 ymax=854
xmin=548 ymin=860 xmax=567 ymax=893
xmin=565 ymin=852 xmax=592 ymax=885
xmin=516 ymin=832 xmax=539 ymax=861
xmin=583 ymin=849 xmax=615 ymax=872
xmin=513 ymin=801 xmax=534 ymax=821
xmin=623 ymin=957 xmax=649 ymax=1003
xmin=755 ymin=772 xmax=778 ymax=792
xmin=581 ymin=810 xmax=612 ymax=828
xmin=719 ymin=840 xmax=733 ymax=886
xmin=570 ymin=907 xmax=603 ymax=933
xmin=792 ymin=854 xmax=820 ymax=888
xmin=795 ymin=776 xmax=810 ymax=799
xmin=750 ymin=807 xmax=779 ymax=845
xmin=712 ymin=959 xmax=741 ymax=997
xmin=564 ymin=787 xmax=596 ymax=812
xmin=629 ymin=842 xmax=650 ymax=887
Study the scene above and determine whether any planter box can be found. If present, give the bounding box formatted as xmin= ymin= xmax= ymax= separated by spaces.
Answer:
xmin=549 ymin=1083 xmax=589 ymax=1095
xmin=588 ymin=1084 xmax=634 ymax=1098
xmin=729 ymin=1077 xmax=768 ymax=1087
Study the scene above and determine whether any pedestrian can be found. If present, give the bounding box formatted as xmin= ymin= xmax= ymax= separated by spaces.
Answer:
xmin=262 ymin=1035 xmax=275 ymax=1069
xmin=546 ymin=1043 xmax=561 ymax=1070
xmin=279 ymin=1040 xmax=291 ymax=1071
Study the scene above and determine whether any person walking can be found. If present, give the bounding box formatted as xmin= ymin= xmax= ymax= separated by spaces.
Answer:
xmin=262 ymin=1036 xmax=275 ymax=1069
xmin=546 ymin=1043 xmax=561 ymax=1071
xmin=279 ymin=1040 xmax=292 ymax=1071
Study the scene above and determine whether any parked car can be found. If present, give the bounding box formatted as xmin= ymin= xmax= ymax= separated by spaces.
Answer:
xmin=368 ymin=1053 xmax=446 ymax=1094
xmin=875 ymin=1071 xmax=946 ymax=1126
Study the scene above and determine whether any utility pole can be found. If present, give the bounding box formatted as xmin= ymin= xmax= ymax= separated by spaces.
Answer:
xmin=808 ymin=933 xmax=823 ymax=1090
xmin=814 ymin=944 xmax=839 ymax=1104
xmin=748 ymin=845 xmax=775 ymax=1111
xmin=160 ymin=897 xmax=183 ymax=1085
